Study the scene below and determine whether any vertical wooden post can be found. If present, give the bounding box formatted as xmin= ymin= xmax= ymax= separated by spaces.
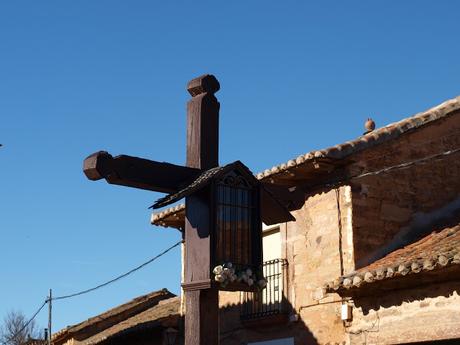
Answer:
xmin=185 ymin=289 xmax=219 ymax=345
xmin=186 ymin=74 xmax=220 ymax=170
xmin=180 ymin=233 xmax=186 ymax=317
xmin=183 ymin=74 xmax=220 ymax=345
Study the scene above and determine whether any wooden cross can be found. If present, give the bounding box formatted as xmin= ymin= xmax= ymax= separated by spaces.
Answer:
xmin=83 ymin=74 xmax=294 ymax=345
xmin=83 ymin=74 xmax=222 ymax=345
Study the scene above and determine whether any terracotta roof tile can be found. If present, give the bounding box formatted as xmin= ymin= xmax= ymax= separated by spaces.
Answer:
xmin=152 ymin=95 xmax=460 ymax=229
xmin=53 ymin=289 xmax=174 ymax=344
xmin=326 ymin=223 xmax=460 ymax=291
xmin=150 ymin=204 xmax=186 ymax=229
xmin=255 ymin=95 xmax=459 ymax=181
xmin=84 ymin=297 xmax=180 ymax=345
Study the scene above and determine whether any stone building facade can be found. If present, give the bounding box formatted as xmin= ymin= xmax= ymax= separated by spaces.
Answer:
xmin=152 ymin=96 xmax=460 ymax=344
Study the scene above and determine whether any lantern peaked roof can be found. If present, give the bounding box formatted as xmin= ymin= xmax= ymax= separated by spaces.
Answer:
xmin=151 ymin=160 xmax=255 ymax=209
xmin=151 ymin=160 xmax=295 ymax=225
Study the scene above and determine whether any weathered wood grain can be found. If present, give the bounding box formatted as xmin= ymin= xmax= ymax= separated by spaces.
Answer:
xmin=83 ymin=151 xmax=200 ymax=193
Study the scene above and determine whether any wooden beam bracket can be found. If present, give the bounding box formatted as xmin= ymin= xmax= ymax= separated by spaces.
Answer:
xmin=83 ymin=151 xmax=201 ymax=193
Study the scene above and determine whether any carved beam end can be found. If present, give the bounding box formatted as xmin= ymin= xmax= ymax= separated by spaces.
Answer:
xmin=83 ymin=151 xmax=113 ymax=181
xmin=187 ymin=74 xmax=220 ymax=96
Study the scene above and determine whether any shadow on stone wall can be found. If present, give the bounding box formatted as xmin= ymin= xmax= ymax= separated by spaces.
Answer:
xmin=219 ymin=296 xmax=319 ymax=345
xmin=353 ymin=274 xmax=460 ymax=316
xmin=100 ymin=293 xmax=345 ymax=344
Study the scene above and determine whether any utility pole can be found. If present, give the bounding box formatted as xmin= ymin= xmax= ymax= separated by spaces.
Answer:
xmin=48 ymin=289 xmax=52 ymax=345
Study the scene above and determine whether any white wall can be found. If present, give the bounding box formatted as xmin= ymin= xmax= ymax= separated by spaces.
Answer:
xmin=262 ymin=227 xmax=281 ymax=261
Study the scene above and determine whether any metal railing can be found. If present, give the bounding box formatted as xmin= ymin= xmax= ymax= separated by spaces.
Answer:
xmin=240 ymin=258 xmax=288 ymax=320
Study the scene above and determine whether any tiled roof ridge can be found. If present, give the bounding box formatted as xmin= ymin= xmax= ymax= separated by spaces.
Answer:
xmin=52 ymin=289 xmax=173 ymax=342
xmin=256 ymin=95 xmax=460 ymax=180
xmin=151 ymin=203 xmax=185 ymax=227
xmin=151 ymin=95 xmax=460 ymax=227
xmin=325 ymin=224 xmax=460 ymax=291
xmin=84 ymin=297 xmax=181 ymax=345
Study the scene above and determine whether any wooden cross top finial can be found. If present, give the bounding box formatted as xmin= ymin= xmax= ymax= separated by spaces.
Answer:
xmin=187 ymin=74 xmax=220 ymax=96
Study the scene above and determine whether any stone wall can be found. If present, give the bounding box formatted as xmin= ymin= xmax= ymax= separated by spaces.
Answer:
xmin=286 ymin=186 xmax=353 ymax=345
xmin=218 ymin=111 xmax=460 ymax=344
xmin=219 ymin=186 xmax=354 ymax=345
xmin=348 ymin=112 xmax=460 ymax=267
xmin=347 ymin=281 xmax=460 ymax=344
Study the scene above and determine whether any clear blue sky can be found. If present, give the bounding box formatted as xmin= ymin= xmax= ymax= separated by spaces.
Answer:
xmin=1 ymin=1 xmax=459 ymax=334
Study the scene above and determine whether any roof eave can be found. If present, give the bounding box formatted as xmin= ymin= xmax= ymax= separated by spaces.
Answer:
xmin=152 ymin=95 xmax=460 ymax=229
xmin=327 ymin=262 xmax=460 ymax=297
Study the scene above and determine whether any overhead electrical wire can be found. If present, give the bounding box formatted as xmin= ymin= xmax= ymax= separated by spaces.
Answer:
xmin=6 ymin=240 xmax=182 ymax=342
xmin=317 ymin=147 xmax=460 ymax=190
xmin=350 ymin=147 xmax=460 ymax=180
xmin=43 ymin=147 xmax=460 ymax=300
xmin=8 ymin=146 xmax=460 ymax=340
xmin=340 ymin=130 xmax=460 ymax=169
xmin=4 ymin=301 xmax=47 ymax=343
xmin=52 ymin=239 xmax=183 ymax=301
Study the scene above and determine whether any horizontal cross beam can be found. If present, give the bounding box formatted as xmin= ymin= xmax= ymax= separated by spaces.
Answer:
xmin=83 ymin=151 xmax=200 ymax=194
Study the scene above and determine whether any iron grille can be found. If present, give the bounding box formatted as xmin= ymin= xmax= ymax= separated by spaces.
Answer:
xmin=240 ymin=258 xmax=288 ymax=320
xmin=215 ymin=172 xmax=257 ymax=266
